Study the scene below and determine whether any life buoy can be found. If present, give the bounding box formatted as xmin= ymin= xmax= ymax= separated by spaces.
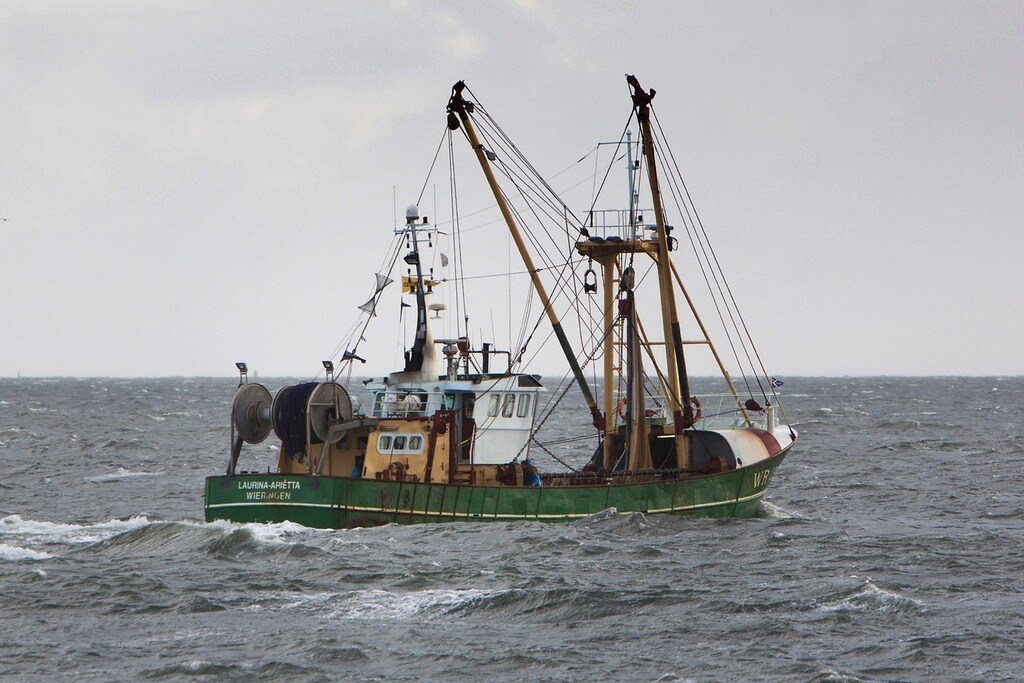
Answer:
xmin=689 ymin=395 xmax=702 ymax=423
xmin=616 ymin=398 xmax=627 ymax=421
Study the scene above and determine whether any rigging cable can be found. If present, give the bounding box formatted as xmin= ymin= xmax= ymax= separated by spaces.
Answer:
xmin=448 ymin=130 xmax=471 ymax=340
xmin=652 ymin=107 xmax=780 ymax=409
xmin=417 ymin=127 xmax=449 ymax=207
xmin=644 ymin=118 xmax=755 ymax=399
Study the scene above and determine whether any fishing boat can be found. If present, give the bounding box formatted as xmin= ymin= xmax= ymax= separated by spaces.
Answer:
xmin=204 ymin=77 xmax=796 ymax=528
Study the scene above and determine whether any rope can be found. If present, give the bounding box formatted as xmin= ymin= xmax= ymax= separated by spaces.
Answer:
xmin=651 ymin=107 xmax=773 ymax=404
xmin=417 ymin=127 xmax=449 ymax=207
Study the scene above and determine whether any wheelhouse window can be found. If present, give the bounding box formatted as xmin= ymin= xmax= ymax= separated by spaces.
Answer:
xmin=517 ymin=394 xmax=531 ymax=418
xmin=502 ymin=394 xmax=515 ymax=418
xmin=488 ymin=394 xmax=501 ymax=417
xmin=377 ymin=433 xmax=424 ymax=454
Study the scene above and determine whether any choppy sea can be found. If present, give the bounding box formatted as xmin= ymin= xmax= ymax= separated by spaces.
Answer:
xmin=1 ymin=376 xmax=1022 ymax=682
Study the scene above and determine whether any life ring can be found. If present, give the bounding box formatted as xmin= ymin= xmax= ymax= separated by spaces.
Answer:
xmin=616 ymin=398 xmax=627 ymax=421
xmin=689 ymin=395 xmax=702 ymax=423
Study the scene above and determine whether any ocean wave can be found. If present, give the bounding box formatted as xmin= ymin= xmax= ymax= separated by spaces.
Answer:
xmin=86 ymin=468 xmax=164 ymax=483
xmin=226 ymin=587 xmax=499 ymax=622
xmin=878 ymin=419 xmax=921 ymax=429
xmin=90 ymin=518 xmax=326 ymax=560
xmin=0 ymin=514 xmax=152 ymax=546
xmin=229 ymin=590 xmax=340 ymax=613
xmin=816 ymin=578 xmax=924 ymax=614
xmin=96 ymin=438 xmax=157 ymax=451
xmin=142 ymin=659 xmax=320 ymax=680
xmin=808 ymin=669 xmax=871 ymax=682
xmin=0 ymin=543 xmax=52 ymax=561
xmin=334 ymin=588 xmax=496 ymax=620
xmin=0 ymin=515 xmax=326 ymax=562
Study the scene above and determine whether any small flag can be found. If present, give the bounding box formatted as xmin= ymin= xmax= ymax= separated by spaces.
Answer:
xmin=342 ymin=350 xmax=367 ymax=363
xmin=770 ymin=377 xmax=784 ymax=388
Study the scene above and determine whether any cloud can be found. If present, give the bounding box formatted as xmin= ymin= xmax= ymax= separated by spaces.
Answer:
xmin=432 ymin=11 xmax=485 ymax=62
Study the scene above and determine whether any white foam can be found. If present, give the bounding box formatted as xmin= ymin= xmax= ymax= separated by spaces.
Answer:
xmin=0 ymin=514 xmax=152 ymax=545
xmin=236 ymin=590 xmax=339 ymax=612
xmin=817 ymin=578 xmax=923 ymax=613
xmin=86 ymin=468 xmax=164 ymax=483
xmin=202 ymin=518 xmax=320 ymax=545
xmin=759 ymin=500 xmax=801 ymax=519
xmin=241 ymin=520 xmax=314 ymax=544
xmin=0 ymin=543 xmax=52 ymax=561
xmin=336 ymin=588 xmax=492 ymax=621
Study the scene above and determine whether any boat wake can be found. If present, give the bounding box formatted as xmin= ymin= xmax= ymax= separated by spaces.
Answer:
xmin=758 ymin=500 xmax=804 ymax=520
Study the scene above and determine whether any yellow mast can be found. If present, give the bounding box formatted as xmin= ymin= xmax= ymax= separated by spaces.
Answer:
xmin=599 ymin=255 xmax=616 ymax=469
xmin=446 ymin=82 xmax=605 ymax=431
xmin=627 ymin=74 xmax=693 ymax=469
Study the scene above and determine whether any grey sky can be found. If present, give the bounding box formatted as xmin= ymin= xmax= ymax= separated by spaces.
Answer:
xmin=1 ymin=1 xmax=1022 ymax=378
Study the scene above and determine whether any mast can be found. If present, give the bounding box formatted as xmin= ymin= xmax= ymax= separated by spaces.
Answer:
xmin=621 ymin=267 xmax=652 ymax=470
xmin=626 ymin=129 xmax=636 ymax=240
xmin=393 ymin=205 xmax=437 ymax=383
xmin=446 ymin=81 xmax=604 ymax=431
xmin=627 ymin=74 xmax=693 ymax=469
xmin=404 ymin=206 xmax=428 ymax=372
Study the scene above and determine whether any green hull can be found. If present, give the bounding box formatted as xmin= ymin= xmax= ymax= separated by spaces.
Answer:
xmin=204 ymin=449 xmax=788 ymax=528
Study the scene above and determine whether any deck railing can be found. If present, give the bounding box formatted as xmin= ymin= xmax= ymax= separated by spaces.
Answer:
xmin=581 ymin=208 xmax=657 ymax=241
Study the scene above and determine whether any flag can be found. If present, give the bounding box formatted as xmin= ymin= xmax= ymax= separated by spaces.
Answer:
xmin=342 ymin=350 xmax=367 ymax=363
xmin=770 ymin=377 xmax=784 ymax=388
